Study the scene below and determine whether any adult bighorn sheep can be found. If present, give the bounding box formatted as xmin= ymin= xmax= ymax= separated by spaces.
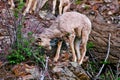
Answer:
xmin=8 ymin=0 xmax=37 ymax=15
xmin=38 ymin=12 xmax=92 ymax=65
xmin=8 ymin=0 xmax=71 ymax=15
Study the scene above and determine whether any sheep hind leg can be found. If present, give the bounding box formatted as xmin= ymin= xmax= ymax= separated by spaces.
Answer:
xmin=74 ymin=38 xmax=81 ymax=62
xmin=78 ymin=31 xmax=89 ymax=65
xmin=63 ymin=3 xmax=70 ymax=13
xmin=69 ymin=33 xmax=77 ymax=62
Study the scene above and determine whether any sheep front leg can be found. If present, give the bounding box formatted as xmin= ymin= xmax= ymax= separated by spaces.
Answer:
xmin=59 ymin=0 xmax=63 ymax=15
xmin=52 ymin=0 xmax=57 ymax=14
xmin=30 ymin=0 xmax=37 ymax=14
xmin=69 ymin=33 xmax=77 ymax=62
xmin=23 ymin=0 xmax=33 ymax=15
xmin=78 ymin=31 xmax=89 ymax=65
xmin=32 ymin=0 xmax=37 ymax=12
xmin=54 ymin=41 xmax=63 ymax=62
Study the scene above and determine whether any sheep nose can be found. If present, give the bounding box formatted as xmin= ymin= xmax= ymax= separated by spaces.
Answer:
xmin=45 ymin=46 xmax=52 ymax=50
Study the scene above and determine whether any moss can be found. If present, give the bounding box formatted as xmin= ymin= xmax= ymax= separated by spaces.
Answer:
xmin=75 ymin=0 xmax=83 ymax=4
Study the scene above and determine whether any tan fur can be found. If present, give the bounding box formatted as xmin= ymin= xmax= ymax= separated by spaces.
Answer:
xmin=23 ymin=0 xmax=37 ymax=15
xmin=52 ymin=0 xmax=71 ymax=15
xmin=39 ymin=12 xmax=92 ymax=65
xmin=8 ymin=0 xmax=37 ymax=15
xmin=8 ymin=0 xmax=15 ymax=10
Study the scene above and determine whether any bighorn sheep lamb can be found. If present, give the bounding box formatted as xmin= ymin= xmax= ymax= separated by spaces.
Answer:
xmin=38 ymin=12 xmax=92 ymax=65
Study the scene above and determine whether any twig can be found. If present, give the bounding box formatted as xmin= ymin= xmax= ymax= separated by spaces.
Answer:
xmin=32 ymin=53 xmax=45 ymax=67
xmin=94 ymin=33 xmax=111 ymax=80
xmin=116 ymin=59 xmax=120 ymax=80
xmin=40 ymin=57 xmax=51 ymax=80
xmin=45 ymin=57 xmax=51 ymax=80
xmin=88 ymin=50 xmax=97 ymax=64
xmin=0 ymin=61 xmax=9 ymax=69
xmin=108 ymin=65 xmax=115 ymax=80
xmin=40 ymin=57 xmax=48 ymax=80
xmin=86 ymin=71 xmax=93 ymax=78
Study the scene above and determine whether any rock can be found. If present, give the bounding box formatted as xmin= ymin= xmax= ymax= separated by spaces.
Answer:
xmin=104 ymin=0 xmax=112 ymax=3
xmin=18 ymin=75 xmax=34 ymax=80
xmin=70 ymin=62 xmax=78 ymax=68
xmin=39 ymin=10 xmax=56 ymax=20
xmin=64 ymin=67 xmax=76 ymax=77
xmin=108 ymin=11 xmax=113 ymax=15
xmin=12 ymin=63 xmax=40 ymax=80
xmin=77 ymin=73 xmax=90 ymax=80
xmin=51 ymin=61 xmax=90 ymax=80
xmin=60 ymin=77 xmax=76 ymax=80
xmin=89 ymin=15 xmax=120 ymax=63
xmin=53 ymin=66 xmax=64 ymax=72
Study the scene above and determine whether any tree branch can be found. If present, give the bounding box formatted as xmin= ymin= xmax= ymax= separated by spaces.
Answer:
xmin=94 ymin=33 xmax=111 ymax=80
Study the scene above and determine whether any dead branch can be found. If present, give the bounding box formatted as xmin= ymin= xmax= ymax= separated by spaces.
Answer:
xmin=40 ymin=57 xmax=51 ymax=80
xmin=86 ymin=71 xmax=93 ymax=78
xmin=0 ymin=61 xmax=9 ymax=69
xmin=116 ymin=59 xmax=120 ymax=80
xmin=108 ymin=65 xmax=115 ymax=80
xmin=32 ymin=53 xmax=45 ymax=67
xmin=94 ymin=33 xmax=111 ymax=80
xmin=88 ymin=50 xmax=97 ymax=64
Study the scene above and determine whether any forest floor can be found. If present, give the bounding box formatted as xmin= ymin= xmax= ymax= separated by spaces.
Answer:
xmin=0 ymin=0 xmax=120 ymax=80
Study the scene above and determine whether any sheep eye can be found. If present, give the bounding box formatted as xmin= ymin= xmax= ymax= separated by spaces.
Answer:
xmin=37 ymin=38 xmax=42 ymax=42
